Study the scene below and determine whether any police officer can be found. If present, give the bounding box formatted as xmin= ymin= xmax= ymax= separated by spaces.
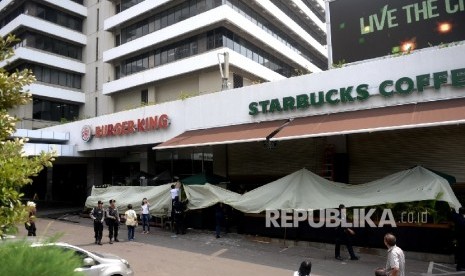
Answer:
xmin=106 ymin=199 xmax=120 ymax=244
xmin=90 ymin=200 xmax=104 ymax=245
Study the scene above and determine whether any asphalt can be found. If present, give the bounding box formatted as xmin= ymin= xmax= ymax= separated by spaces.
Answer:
xmin=10 ymin=207 xmax=463 ymax=276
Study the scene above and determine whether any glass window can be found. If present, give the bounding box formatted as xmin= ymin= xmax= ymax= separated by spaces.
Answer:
xmin=74 ymin=75 xmax=81 ymax=89
xmin=190 ymin=41 xmax=197 ymax=55
xmin=141 ymin=89 xmax=148 ymax=104
xmin=50 ymin=70 xmax=59 ymax=84
xmin=197 ymin=0 xmax=206 ymax=12
xmin=34 ymin=66 xmax=43 ymax=82
xmin=160 ymin=50 xmax=167 ymax=64
xmin=160 ymin=14 xmax=167 ymax=28
xmin=43 ymin=68 xmax=51 ymax=83
xmin=59 ymin=71 xmax=67 ymax=86
xmin=115 ymin=66 xmax=120 ymax=79
xmin=167 ymin=49 xmax=175 ymax=62
xmin=167 ymin=11 xmax=175 ymax=25
xmin=154 ymin=52 xmax=160 ymax=66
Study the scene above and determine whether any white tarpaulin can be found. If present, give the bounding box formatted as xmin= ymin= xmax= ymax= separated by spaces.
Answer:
xmin=229 ymin=166 xmax=461 ymax=213
xmin=85 ymin=184 xmax=172 ymax=215
xmin=84 ymin=166 xmax=461 ymax=214
xmin=183 ymin=183 xmax=241 ymax=210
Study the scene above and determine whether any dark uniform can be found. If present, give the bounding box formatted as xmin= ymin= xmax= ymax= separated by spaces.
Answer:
xmin=173 ymin=196 xmax=187 ymax=235
xmin=452 ymin=207 xmax=465 ymax=271
xmin=106 ymin=200 xmax=120 ymax=244
xmin=90 ymin=202 xmax=104 ymax=245
xmin=335 ymin=205 xmax=358 ymax=260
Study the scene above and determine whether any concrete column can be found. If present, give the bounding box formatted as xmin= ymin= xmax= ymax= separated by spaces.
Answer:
xmin=45 ymin=167 xmax=53 ymax=201
xmin=87 ymin=158 xmax=103 ymax=195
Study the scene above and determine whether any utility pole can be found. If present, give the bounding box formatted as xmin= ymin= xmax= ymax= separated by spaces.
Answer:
xmin=218 ymin=52 xmax=229 ymax=90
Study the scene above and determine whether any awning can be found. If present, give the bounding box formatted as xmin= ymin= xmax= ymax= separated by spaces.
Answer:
xmin=154 ymin=98 xmax=465 ymax=150
xmin=154 ymin=120 xmax=288 ymax=150
xmin=273 ymin=98 xmax=465 ymax=141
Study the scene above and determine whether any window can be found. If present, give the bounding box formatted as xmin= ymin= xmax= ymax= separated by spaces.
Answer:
xmin=115 ymin=34 xmax=121 ymax=47
xmin=233 ymin=73 xmax=243 ymax=88
xmin=96 ymin=37 xmax=99 ymax=60
xmin=95 ymin=67 xmax=98 ymax=90
xmin=96 ymin=9 xmax=99 ymax=31
xmin=33 ymin=98 xmax=79 ymax=122
xmin=141 ymin=89 xmax=148 ymax=105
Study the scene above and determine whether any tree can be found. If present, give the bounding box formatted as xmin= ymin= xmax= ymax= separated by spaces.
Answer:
xmin=0 ymin=34 xmax=55 ymax=237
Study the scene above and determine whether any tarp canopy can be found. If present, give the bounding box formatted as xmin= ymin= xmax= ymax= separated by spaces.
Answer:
xmin=84 ymin=166 xmax=461 ymax=215
xmin=85 ymin=184 xmax=173 ymax=215
xmin=228 ymin=166 xmax=461 ymax=213
xmin=181 ymin=173 xmax=229 ymax=185
xmin=183 ymin=183 xmax=240 ymax=210
xmin=424 ymin=167 xmax=456 ymax=185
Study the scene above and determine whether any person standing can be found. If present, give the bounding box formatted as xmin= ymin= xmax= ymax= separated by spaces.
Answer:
xmin=141 ymin=198 xmax=151 ymax=234
xmin=89 ymin=200 xmax=104 ymax=245
xmin=335 ymin=204 xmax=359 ymax=261
xmin=293 ymin=260 xmax=312 ymax=276
xmin=106 ymin=199 xmax=120 ymax=244
xmin=215 ymin=203 xmax=225 ymax=238
xmin=25 ymin=201 xmax=37 ymax=236
xmin=173 ymin=196 xmax=187 ymax=235
xmin=170 ymin=177 xmax=181 ymax=226
xmin=124 ymin=204 xmax=137 ymax=241
xmin=375 ymin=233 xmax=405 ymax=276
xmin=452 ymin=207 xmax=465 ymax=271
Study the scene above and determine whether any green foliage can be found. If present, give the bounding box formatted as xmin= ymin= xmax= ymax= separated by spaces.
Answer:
xmin=178 ymin=91 xmax=194 ymax=100
xmin=369 ymin=193 xmax=451 ymax=225
xmin=0 ymin=34 xmax=56 ymax=237
xmin=292 ymin=68 xmax=311 ymax=76
xmin=331 ymin=60 xmax=346 ymax=69
xmin=0 ymin=240 xmax=84 ymax=276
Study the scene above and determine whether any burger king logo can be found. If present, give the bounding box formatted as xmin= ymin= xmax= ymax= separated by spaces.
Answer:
xmin=81 ymin=125 xmax=93 ymax=142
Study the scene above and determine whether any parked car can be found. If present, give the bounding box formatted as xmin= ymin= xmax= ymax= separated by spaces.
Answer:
xmin=31 ymin=242 xmax=134 ymax=276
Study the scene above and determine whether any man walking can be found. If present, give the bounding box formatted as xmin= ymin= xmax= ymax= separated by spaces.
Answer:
xmin=106 ymin=199 xmax=120 ymax=244
xmin=375 ymin=233 xmax=405 ymax=276
xmin=90 ymin=200 xmax=104 ymax=245
xmin=335 ymin=204 xmax=359 ymax=261
xmin=452 ymin=207 xmax=465 ymax=271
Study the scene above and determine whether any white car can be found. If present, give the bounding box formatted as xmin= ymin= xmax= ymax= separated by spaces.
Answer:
xmin=32 ymin=242 xmax=134 ymax=276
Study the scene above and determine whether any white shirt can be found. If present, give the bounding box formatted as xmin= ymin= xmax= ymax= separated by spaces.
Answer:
xmin=170 ymin=187 xmax=179 ymax=199
xmin=386 ymin=245 xmax=405 ymax=276
xmin=141 ymin=203 xmax=150 ymax=214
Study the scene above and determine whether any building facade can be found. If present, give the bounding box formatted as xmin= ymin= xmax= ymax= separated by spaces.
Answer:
xmin=1 ymin=0 xmax=328 ymax=202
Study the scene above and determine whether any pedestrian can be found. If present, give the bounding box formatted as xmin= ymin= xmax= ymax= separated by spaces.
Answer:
xmin=25 ymin=201 xmax=37 ymax=236
xmin=170 ymin=177 xmax=181 ymax=227
xmin=451 ymin=207 xmax=465 ymax=271
xmin=105 ymin=199 xmax=120 ymax=244
xmin=293 ymin=260 xmax=312 ymax=276
xmin=335 ymin=204 xmax=359 ymax=261
xmin=173 ymin=196 xmax=187 ymax=235
xmin=89 ymin=200 xmax=104 ymax=245
xmin=170 ymin=177 xmax=181 ymax=201
xmin=215 ymin=203 xmax=225 ymax=238
xmin=374 ymin=233 xmax=405 ymax=276
xmin=141 ymin=197 xmax=151 ymax=234
xmin=125 ymin=204 xmax=137 ymax=241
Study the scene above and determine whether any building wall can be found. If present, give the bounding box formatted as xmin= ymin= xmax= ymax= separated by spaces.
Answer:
xmin=83 ymin=0 xmax=115 ymax=117
xmin=227 ymin=138 xmax=325 ymax=184
xmin=155 ymin=74 xmax=200 ymax=103
xmin=349 ymin=125 xmax=465 ymax=183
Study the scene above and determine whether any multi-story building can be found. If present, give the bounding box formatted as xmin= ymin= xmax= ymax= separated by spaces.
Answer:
xmin=0 ymin=0 xmax=328 ymax=129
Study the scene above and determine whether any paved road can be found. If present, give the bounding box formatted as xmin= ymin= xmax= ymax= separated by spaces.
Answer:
xmin=15 ymin=213 xmax=434 ymax=276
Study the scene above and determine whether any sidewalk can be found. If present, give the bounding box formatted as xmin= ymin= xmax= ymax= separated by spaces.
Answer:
xmin=12 ymin=210 xmax=441 ymax=276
